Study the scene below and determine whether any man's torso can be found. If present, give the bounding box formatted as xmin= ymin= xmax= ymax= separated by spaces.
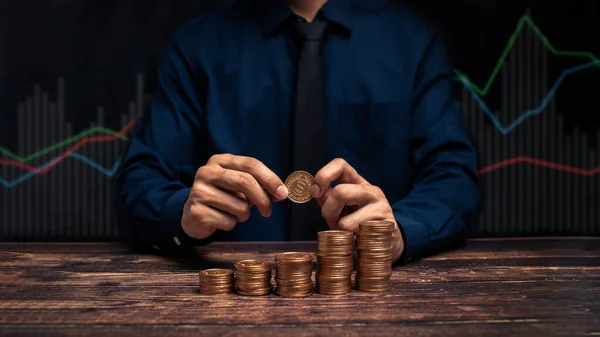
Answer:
xmin=167 ymin=0 xmax=440 ymax=241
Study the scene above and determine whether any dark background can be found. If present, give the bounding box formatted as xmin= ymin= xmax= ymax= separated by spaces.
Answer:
xmin=1 ymin=0 xmax=599 ymax=241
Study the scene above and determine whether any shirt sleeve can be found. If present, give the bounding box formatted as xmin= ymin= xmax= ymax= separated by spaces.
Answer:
xmin=113 ymin=35 xmax=213 ymax=253
xmin=392 ymin=30 xmax=481 ymax=264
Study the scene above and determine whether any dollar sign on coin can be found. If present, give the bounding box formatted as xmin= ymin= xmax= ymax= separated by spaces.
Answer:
xmin=285 ymin=171 xmax=313 ymax=203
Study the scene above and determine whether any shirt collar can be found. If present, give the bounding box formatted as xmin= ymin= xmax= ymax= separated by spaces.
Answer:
xmin=256 ymin=0 xmax=357 ymax=37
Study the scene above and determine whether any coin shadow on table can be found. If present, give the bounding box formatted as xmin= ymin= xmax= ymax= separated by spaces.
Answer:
xmin=164 ymin=251 xmax=230 ymax=271
xmin=391 ymin=231 xmax=468 ymax=266
xmin=128 ymin=245 xmax=230 ymax=271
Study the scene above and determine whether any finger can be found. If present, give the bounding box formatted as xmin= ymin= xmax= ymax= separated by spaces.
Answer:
xmin=316 ymin=186 xmax=333 ymax=207
xmin=197 ymin=166 xmax=255 ymax=208
xmin=187 ymin=202 xmax=237 ymax=234
xmin=210 ymin=208 xmax=239 ymax=232
xmin=235 ymin=192 xmax=256 ymax=208
xmin=340 ymin=205 xmax=358 ymax=218
xmin=211 ymin=154 xmax=288 ymax=200
xmin=321 ymin=184 xmax=375 ymax=227
xmin=312 ymin=158 xmax=367 ymax=198
xmin=194 ymin=183 xmax=253 ymax=222
xmin=210 ymin=168 xmax=272 ymax=217
xmin=238 ymin=191 xmax=280 ymax=204
xmin=336 ymin=204 xmax=384 ymax=232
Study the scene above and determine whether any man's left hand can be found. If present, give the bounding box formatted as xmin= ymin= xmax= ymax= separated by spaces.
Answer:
xmin=311 ymin=158 xmax=405 ymax=263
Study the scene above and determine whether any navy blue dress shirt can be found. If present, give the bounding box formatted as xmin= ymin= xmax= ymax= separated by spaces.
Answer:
xmin=114 ymin=0 xmax=480 ymax=263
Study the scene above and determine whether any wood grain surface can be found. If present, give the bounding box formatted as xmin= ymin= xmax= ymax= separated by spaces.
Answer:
xmin=0 ymin=238 xmax=598 ymax=336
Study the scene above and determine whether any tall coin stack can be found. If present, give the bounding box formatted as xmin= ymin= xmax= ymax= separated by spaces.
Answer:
xmin=274 ymin=252 xmax=314 ymax=297
xmin=315 ymin=230 xmax=355 ymax=295
xmin=234 ymin=260 xmax=273 ymax=296
xmin=355 ymin=220 xmax=396 ymax=292
xmin=198 ymin=269 xmax=235 ymax=295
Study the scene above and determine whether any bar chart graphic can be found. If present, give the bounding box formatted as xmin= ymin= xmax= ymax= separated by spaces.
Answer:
xmin=461 ymin=18 xmax=600 ymax=236
xmin=0 ymin=75 xmax=145 ymax=240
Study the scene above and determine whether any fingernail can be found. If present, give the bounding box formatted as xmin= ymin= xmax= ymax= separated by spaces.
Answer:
xmin=276 ymin=185 xmax=288 ymax=199
xmin=311 ymin=184 xmax=320 ymax=197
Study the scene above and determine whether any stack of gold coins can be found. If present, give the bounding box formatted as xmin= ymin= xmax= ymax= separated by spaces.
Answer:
xmin=355 ymin=220 xmax=395 ymax=292
xmin=233 ymin=260 xmax=273 ymax=296
xmin=315 ymin=230 xmax=355 ymax=295
xmin=198 ymin=269 xmax=234 ymax=295
xmin=274 ymin=252 xmax=314 ymax=297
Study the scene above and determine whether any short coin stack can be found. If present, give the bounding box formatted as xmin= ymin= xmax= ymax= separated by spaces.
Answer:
xmin=198 ymin=269 xmax=234 ymax=295
xmin=234 ymin=260 xmax=273 ymax=296
xmin=274 ymin=252 xmax=314 ymax=297
xmin=355 ymin=220 xmax=396 ymax=292
xmin=315 ymin=230 xmax=355 ymax=295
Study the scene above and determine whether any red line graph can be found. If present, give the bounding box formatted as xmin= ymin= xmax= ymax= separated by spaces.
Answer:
xmin=478 ymin=156 xmax=600 ymax=176
xmin=1 ymin=120 xmax=599 ymax=178
xmin=0 ymin=119 xmax=137 ymax=174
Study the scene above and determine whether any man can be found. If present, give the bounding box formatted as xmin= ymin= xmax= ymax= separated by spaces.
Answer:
xmin=114 ymin=0 xmax=480 ymax=264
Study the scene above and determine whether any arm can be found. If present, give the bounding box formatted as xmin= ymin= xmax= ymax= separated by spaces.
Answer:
xmin=114 ymin=31 xmax=288 ymax=253
xmin=114 ymin=36 xmax=210 ymax=253
xmin=392 ymin=31 xmax=481 ymax=263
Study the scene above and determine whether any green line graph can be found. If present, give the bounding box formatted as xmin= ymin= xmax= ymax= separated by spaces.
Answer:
xmin=455 ymin=15 xmax=600 ymax=95
xmin=1 ymin=14 xmax=600 ymax=163
xmin=0 ymin=127 xmax=129 ymax=162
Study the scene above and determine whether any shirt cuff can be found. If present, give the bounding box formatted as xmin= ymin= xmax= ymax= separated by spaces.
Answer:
xmin=393 ymin=212 xmax=430 ymax=264
xmin=162 ymin=188 xmax=191 ymax=227
xmin=161 ymin=188 xmax=215 ymax=249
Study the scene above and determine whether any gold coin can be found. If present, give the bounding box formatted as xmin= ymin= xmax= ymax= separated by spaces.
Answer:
xmin=199 ymin=268 xmax=234 ymax=277
xmin=234 ymin=260 xmax=272 ymax=271
xmin=274 ymin=252 xmax=314 ymax=298
xmin=359 ymin=220 xmax=396 ymax=233
xmin=318 ymin=230 xmax=354 ymax=238
xmin=233 ymin=259 xmax=273 ymax=297
xmin=275 ymin=252 xmax=314 ymax=262
xmin=285 ymin=171 xmax=313 ymax=203
xmin=354 ymin=228 xmax=393 ymax=293
xmin=198 ymin=268 xmax=235 ymax=295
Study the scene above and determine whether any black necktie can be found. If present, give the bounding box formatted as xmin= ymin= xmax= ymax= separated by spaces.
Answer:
xmin=290 ymin=20 xmax=330 ymax=241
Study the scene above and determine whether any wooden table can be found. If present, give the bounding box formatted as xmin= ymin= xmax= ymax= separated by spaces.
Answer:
xmin=0 ymin=238 xmax=598 ymax=336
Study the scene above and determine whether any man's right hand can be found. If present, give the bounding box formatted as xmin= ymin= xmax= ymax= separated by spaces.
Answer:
xmin=181 ymin=154 xmax=289 ymax=240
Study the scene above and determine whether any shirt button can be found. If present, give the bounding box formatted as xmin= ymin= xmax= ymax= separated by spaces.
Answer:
xmin=173 ymin=237 xmax=181 ymax=246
